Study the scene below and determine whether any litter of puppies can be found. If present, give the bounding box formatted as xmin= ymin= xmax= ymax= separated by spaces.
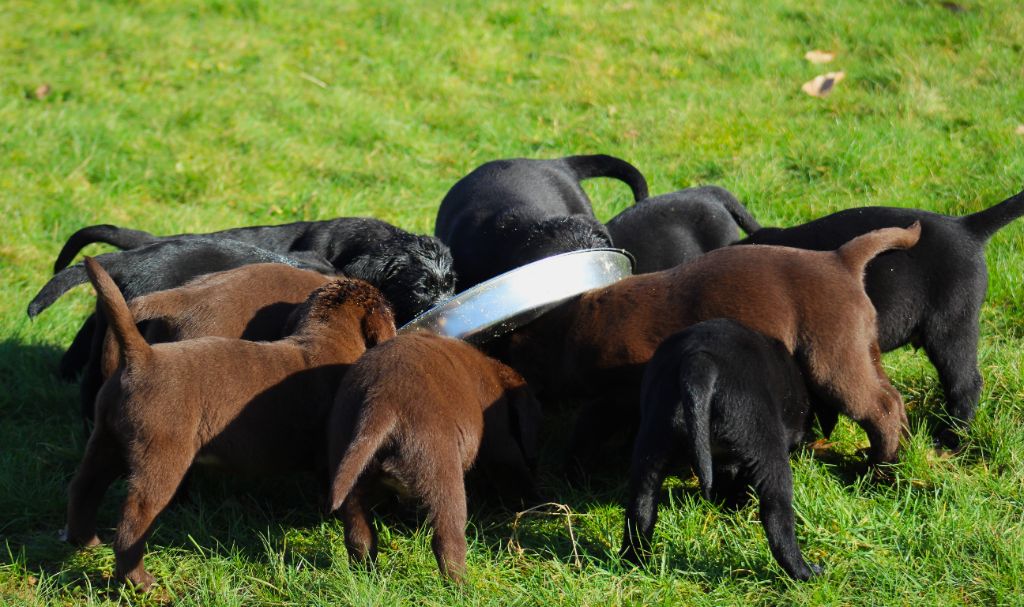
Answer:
xmin=28 ymin=154 xmax=1024 ymax=589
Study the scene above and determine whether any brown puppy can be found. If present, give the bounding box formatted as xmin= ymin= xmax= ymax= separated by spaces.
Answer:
xmin=495 ymin=223 xmax=921 ymax=466
xmin=326 ymin=333 xmax=541 ymax=581
xmin=64 ymin=258 xmax=395 ymax=591
xmin=97 ymin=263 xmax=333 ymax=380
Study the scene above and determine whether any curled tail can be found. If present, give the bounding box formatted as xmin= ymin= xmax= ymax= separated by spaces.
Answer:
xmin=53 ymin=224 xmax=157 ymax=273
xmin=837 ymin=221 xmax=922 ymax=280
xmin=328 ymin=409 xmax=397 ymax=514
xmin=681 ymin=355 xmax=718 ymax=500
xmin=563 ymin=154 xmax=650 ymax=202
xmin=82 ymin=257 xmax=151 ymax=366
xmin=715 ymin=191 xmax=762 ymax=235
xmin=27 ymin=265 xmax=89 ymax=317
xmin=960 ymin=188 xmax=1024 ymax=241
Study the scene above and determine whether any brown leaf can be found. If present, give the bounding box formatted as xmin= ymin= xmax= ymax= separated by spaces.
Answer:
xmin=1015 ymin=124 xmax=1024 ymax=136
xmin=33 ymin=83 xmax=51 ymax=100
xmin=802 ymin=71 xmax=846 ymax=98
xmin=804 ymin=50 xmax=835 ymax=64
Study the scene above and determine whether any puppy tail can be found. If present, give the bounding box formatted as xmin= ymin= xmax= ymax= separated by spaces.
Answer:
xmin=960 ymin=187 xmax=1024 ymax=241
xmin=327 ymin=410 xmax=397 ymax=514
xmin=562 ymin=154 xmax=650 ymax=202
xmin=681 ymin=355 xmax=718 ymax=500
xmin=27 ymin=264 xmax=89 ymax=318
xmin=836 ymin=221 xmax=922 ymax=280
xmin=53 ymin=224 xmax=157 ymax=273
xmin=82 ymin=257 xmax=151 ymax=365
xmin=714 ymin=189 xmax=762 ymax=235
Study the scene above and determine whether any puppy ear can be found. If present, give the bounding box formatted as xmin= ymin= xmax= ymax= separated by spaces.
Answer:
xmin=360 ymin=300 xmax=397 ymax=348
xmin=506 ymin=385 xmax=542 ymax=472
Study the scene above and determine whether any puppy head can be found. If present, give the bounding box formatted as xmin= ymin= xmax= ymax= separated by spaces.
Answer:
xmin=515 ymin=216 xmax=612 ymax=264
xmin=292 ymin=278 xmax=397 ymax=348
xmin=343 ymin=233 xmax=456 ymax=325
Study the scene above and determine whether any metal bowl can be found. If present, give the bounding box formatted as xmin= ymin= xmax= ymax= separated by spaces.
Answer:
xmin=399 ymin=248 xmax=634 ymax=344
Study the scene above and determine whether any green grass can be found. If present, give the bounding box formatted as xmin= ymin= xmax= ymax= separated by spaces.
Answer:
xmin=2 ymin=0 xmax=1023 ymax=604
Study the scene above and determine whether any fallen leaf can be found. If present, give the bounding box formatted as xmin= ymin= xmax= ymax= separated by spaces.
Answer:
xmin=1016 ymin=124 xmax=1024 ymax=136
xmin=802 ymin=71 xmax=845 ymax=98
xmin=804 ymin=50 xmax=835 ymax=64
xmin=940 ymin=1 xmax=966 ymax=12
xmin=32 ymin=83 xmax=51 ymax=100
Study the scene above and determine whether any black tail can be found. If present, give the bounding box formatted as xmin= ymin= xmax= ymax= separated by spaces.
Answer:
xmin=714 ymin=190 xmax=762 ymax=235
xmin=960 ymin=188 xmax=1024 ymax=241
xmin=53 ymin=224 xmax=156 ymax=273
xmin=28 ymin=265 xmax=88 ymax=318
xmin=563 ymin=154 xmax=649 ymax=202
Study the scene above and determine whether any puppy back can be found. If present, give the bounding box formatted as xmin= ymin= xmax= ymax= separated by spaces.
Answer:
xmin=83 ymin=257 xmax=152 ymax=366
xmin=836 ymin=221 xmax=921 ymax=280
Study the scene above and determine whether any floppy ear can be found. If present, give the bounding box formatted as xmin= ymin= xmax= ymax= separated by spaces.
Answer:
xmin=360 ymin=300 xmax=397 ymax=347
xmin=506 ymin=384 xmax=543 ymax=471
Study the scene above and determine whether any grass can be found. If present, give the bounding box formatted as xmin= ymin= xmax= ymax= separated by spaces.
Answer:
xmin=1 ymin=0 xmax=1023 ymax=604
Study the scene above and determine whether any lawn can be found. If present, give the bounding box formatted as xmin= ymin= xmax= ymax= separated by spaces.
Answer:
xmin=1 ymin=0 xmax=1023 ymax=604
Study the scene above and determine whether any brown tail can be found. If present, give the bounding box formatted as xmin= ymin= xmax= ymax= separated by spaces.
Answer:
xmin=327 ymin=408 xmax=396 ymax=514
xmin=836 ymin=221 xmax=922 ymax=280
xmin=82 ymin=257 xmax=152 ymax=367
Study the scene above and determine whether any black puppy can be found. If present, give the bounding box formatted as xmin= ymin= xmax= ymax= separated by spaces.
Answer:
xmin=621 ymin=319 xmax=822 ymax=580
xmin=606 ymin=186 xmax=761 ymax=274
xmin=50 ymin=216 xmax=456 ymax=325
xmin=434 ymin=154 xmax=649 ymax=289
xmin=741 ymin=188 xmax=1024 ymax=446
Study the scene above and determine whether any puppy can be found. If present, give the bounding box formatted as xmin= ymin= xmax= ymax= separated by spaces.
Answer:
xmin=741 ymin=188 xmax=1024 ymax=446
xmin=434 ymin=154 xmax=649 ymax=289
xmin=48 ymin=217 xmax=457 ymax=325
xmin=620 ymin=319 xmax=821 ymax=580
xmin=326 ymin=333 xmax=541 ymax=581
xmin=73 ymin=264 xmax=334 ymax=423
xmin=493 ymin=223 xmax=921 ymax=466
xmin=63 ymin=258 xmax=396 ymax=590
xmin=606 ymin=186 xmax=761 ymax=274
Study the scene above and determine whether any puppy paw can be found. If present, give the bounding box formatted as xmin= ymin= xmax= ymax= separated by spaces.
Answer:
xmin=809 ymin=563 xmax=824 ymax=576
xmin=60 ymin=527 xmax=101 ymax=547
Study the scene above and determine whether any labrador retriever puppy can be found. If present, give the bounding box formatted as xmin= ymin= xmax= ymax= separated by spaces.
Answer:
xmin=434 ymin=154 xmax=649 ymax=289
xmin=741 ymin=187 xmax=1024 ymax=446
xmin=606 ymin=186 xmax=761 ymax=273
xmin=326 ymin=333 xmax=541 ymax=581
xmin=621 ymin=319 xmax=822 ymax=580
xmin=492 ymin=223 xmax=921 ymax=467
xmin=63 ymin=258 xmax=396 ymax=591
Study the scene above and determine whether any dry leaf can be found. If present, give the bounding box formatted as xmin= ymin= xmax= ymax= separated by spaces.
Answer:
xmin=802 ymin=71 xmax=845 ymax=98
xmin=804 ymin=50 xmax=835 ymax=64
xmin=1015 ymin=124 xmax=1024 ymax=136
xmin=33 ymin=83 xmax=51 ymax=100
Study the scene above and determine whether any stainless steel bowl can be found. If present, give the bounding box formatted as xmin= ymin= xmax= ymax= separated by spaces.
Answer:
xmin=399 ymin=248 xmax=634 ymax=344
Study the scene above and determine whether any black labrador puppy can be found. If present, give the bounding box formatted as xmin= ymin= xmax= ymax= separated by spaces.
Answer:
xmin=741 ymin=187 xmax=1024 ymax=447
xmin=621 ymin=319 xmax=823 ymax=581
xmin=606 ymin=186 xmax=761 ymax=274
xmin=49 ymin=216 xmax=457 ymax=325
xmin=434 ymin=154 xmax=649 ymax=290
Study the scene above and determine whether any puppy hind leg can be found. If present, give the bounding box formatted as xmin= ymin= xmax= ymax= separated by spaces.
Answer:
xmin=620 ymin=408 xmax=677 ymax=565
xmin=920 ymin=319 xmax=983 ymax=448
xmin=113 ymin=447 xmax=194 ymax=591
xmin=754 ymin=459 xmax=819 ymax=581
xmin=65 ymin=426 xmax=125 ymax=546
xmin=414 ymin=451 xmax=469 ymax=582
xmin=340 ymin=481 xmax=378 ymax=567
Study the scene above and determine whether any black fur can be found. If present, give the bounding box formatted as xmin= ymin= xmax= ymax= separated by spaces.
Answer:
xmin=434 ymin=154 xmax=648 ymax=289
xmin=48 ymin=217 xmax=456 ymax=324
xmin=606 ymin=186 xmax=762 ymax=274
xmin=620 ymin=319 xmax=822 ymax=580
xmin=741 ymin=187 xmax=1024 ymax=446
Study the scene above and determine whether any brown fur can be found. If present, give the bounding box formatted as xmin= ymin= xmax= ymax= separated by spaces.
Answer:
xmin=99 ymin=263 xmax=333 ymax=379
xmin=64 ymin=257 xmax=396 ymax=591
xmin=326 ymin=333 xmax=541 ymax=581
xmin=497 ymin=223 xmax=922 ymax=466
